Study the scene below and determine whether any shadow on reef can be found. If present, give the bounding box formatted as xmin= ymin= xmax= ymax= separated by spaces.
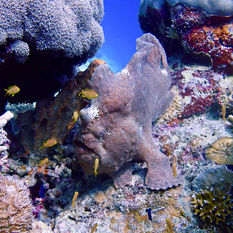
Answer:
xmin=0 ymin=45 xmax=86 ymax=114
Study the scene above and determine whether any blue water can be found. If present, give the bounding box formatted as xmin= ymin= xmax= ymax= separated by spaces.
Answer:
xmin=96 ymin=0 xmax=143 ymax=73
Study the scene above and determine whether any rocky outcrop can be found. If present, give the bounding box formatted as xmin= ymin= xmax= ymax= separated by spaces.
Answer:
xmin=139 ymin=0 xmax=233 ymax=74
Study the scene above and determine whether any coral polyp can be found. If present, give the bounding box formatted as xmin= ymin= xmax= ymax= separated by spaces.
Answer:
xmin=190 ymin=188 xmax=233 ymax=225
xmin=205 ymin=137 xmax=233 ymax=165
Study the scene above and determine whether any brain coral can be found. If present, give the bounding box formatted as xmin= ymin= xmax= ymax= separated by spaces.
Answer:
xmin=205 ymin=137 xmax=233 ymax=165
xmin=0 ymin=0 xmax=104 ymax=59
xmin=0 ymin=174 xmax=33 ymax=233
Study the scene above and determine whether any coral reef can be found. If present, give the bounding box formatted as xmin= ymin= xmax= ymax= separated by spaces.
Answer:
xmin=0 ymin=174 xmax=33 ymax=232
xmin=190 ymin=188 xmax=233 ymax=225
xmin=156 ymin=86 xmax=183 ymax=124
xmin=205 ymin=137 xmax=233 ymax=165
xmin=191 ymin=166 xmax=233 ymax=194
xmin=167 ymin=0 xmax=233 ymax=16
xmin=171 ymin=66 xmax=222 ymax=119
xmin=183 ymin=21 xmax=233 ymax=74
xmin=0 ymin=0 xmax=104 ymax=59
xmin=139 ymin=0 xmax=233 ymax=74
xmin=14 ymin=34 xmax=182 ymax=190
xmin=15 ymin=59 xmax=105 ymax=152
xmin=0 ymin=0 xmax=104 ymax=113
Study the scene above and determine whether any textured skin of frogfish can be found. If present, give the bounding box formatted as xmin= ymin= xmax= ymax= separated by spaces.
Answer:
xmin=74 ymin=33 xmax=183 ymax=190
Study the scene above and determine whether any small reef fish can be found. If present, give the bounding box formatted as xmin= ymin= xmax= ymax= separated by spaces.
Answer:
xmin=222 ymin=105 xmax=226 ymax=121
xmin=172 ymin=156 xmax=177 ymax=178
xmin=94 ymin=158 xmax=99 ymax=177
xmin=40 ymin=138 xmax=57 ymax=148
xmin=16 ymin=151 xmax=30 ymax=158
xmin=78 ymin=88 xmax=98 ymax=99
xmin=38 ymin=158 xmax=49 ymax=167
xmin=145 ymin=207 xmax=165 ymax=222
xmin=28 ymin=158 xmax=50 ymax=176
xmin=91 ymin=223 xmax=98 ymax=233
xmin=72 ymin=191 xmax=79 ymax=208
xmin=135 ymin=211 xmax=148 ymax=222
xmin=4 ymin=85 xmax=20 ymax=97
xmin=166 ymin=218 xmax=175 ymax=233
xmin=72 ymin=110 xmax=80 ymax=123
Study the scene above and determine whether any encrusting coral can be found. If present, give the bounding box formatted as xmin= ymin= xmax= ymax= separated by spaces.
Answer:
xmin=205 ymin=137 xmax=233 ymax=165
xmin=190 ymin=188 xmax=233 ymax=225
xmin=0 ymin=174 xmax=33 ymax=233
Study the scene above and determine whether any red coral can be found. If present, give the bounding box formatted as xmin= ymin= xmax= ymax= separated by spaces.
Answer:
xmin=181 ymin=96 xmax=216 ymax=118
xmin=184 ymin=24 xmax=233 ymax=74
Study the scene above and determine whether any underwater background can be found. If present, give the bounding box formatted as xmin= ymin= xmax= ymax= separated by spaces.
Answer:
xmin=0 ymin=0 xmax=233 ymax=232
xmin=96 ymin=0 xmax=142 ymax=72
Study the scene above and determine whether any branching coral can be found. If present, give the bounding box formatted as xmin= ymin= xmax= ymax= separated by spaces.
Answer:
xmin=0 ymin=174 xmax=33 ymax=233
xmin=205 ymin=137 xmax=233 ymax=165
xmin=190 ymin=188 xmax=233 ymax=225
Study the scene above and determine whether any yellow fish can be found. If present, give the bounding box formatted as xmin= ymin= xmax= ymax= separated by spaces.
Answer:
xmin=222 ymin=105 xmax=226 ymax=121
xmin=4 ymin=85 xmax=20 ymax=97
xmin=40 ymin=138 xmax=57 ymax=148
xmin=172 ymin=156 xmax=177 ymax=178
xmin=78 ymin=88 xmax=98 ymax=99
xmin=38 ymin=158 xmax=49 ymax=167
xmin=91 ymin=223 xmax=98 ymax=233
xmin=72 ymin=191 xmax=79 ymax=208
xmin=166 ymin=218 xmax=175 ymax=233
xmin=135 ymin=211 xmax=148 ymax=222
xmin=94 ymin=158 xmax=99 ymax=177
xmin=72 ymin=110 xmax=80 ymax=123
